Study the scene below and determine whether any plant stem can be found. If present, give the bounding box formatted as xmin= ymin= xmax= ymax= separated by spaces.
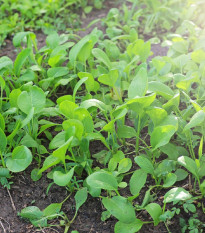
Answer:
xmin=0 ymin=151 xmax=5 ymax=168
xmin=136 ymin=116 xmax=141 ymax=154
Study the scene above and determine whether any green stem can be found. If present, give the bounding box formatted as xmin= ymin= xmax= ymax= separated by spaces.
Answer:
xmin=0 ymin=151 xmax=6 ymax=167
xmin=136 ymin=116 xmax=141 ymax=154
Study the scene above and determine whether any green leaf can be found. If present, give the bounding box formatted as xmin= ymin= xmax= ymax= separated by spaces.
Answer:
xmin=31 ymin=168 xmax=42 ymax=181
xmin=9 ymin=89 xmax=22 ymax=108
xmin=6 ymin=146 xmax=32 ymax=172
xmin=39 ymin=155 xmax=60 ymax=174
xmin=21 ymin=107 xmax=34 ymax=128
xmin=75 ymin=187 xmax=88 ymax=212
xmin=146 ymin=107 xmax=167 ymax=127
xmin=14 ymin=48 xmax=31 ymax=77
xmin=134 ymin=156 xmax=154 ymax=175
xmin=114 ymin=219 xmax=143 ymax=233
xmin=163 ymin=173 xmax=177 ymax=188
xmin=86 ymin=171 xmax=118 ymax=191
xmin=13 ymin=31 xmax=35 ymax=47
xmin=0 ymin=128 xmax=7 ymax=152
xmin=69 ymin=36 xmax=91 ymax=66
xmin=102 ymin=196 xmax=136 ymax=223
xmin=118 ymin=158 xmax=132 ymax=173
xmin=0 ymin=56 xmax=13 ymax=71
xmin=21 ymin=133 xmax=39 ymax=148
xmin=175 ymin=169 xmax=188 ymax=181
xmin=81 ymin=99 xmax=108 ymax=112
xmin=148 ymin=81 xmax=174 ymax=100
xmin=130 ymin=169 xmax=147 ymax=195
xmin=178 ymin=156 xmax=199 ymax=178
xmin=17 ymin=86 xmax=46 ymax=114
xmin=0 ymin=168 xmax=10 ymax=178
xmin=117 ymin=125 xmax=136 ymax=139
xmin=19 ymin=206 xmax=43 ymax=220
xmin=49 ymin=131 xmax=66 ymax=150
xmin=145 ymin=203 xmax=162 ymax=226
xmin=128 ymin=67 xmax=148 ymax=99
xmin=73 ymin=77 xmax=88 ymax=102
xmin=151 ymin=125 xmax=176 ymax=150
xmin=47 ymin=67 xmax=69 ymax=78
xmin=59 ymin=100 xmax=78 ymax=118
xmin=0 ymin=113 xmax=5 ymax=130
xmin=183 ymin=110 xmax=205 ymax=132
xmin=164 ymin=187 xmax=192 ymax=203
xmin=63 ymin=120 xmax=84 ymax=140
xmin=98 ymin=69 xmax=118 ymax=87
xmin=92 ymin=48 xmax=111 ymax=69
xmin=43 ymin=203 xmax=62 ymax=220
xmin=53 ymin=167 xmax=74 ymax=186
xmin=53 ymin=136 xmax=73 ymax=164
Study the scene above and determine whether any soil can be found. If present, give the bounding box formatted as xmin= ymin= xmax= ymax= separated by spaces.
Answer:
xmin=0 ymin=1 xmax=203 ymax=233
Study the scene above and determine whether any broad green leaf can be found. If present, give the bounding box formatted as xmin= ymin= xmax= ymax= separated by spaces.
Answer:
xmin=0 ymin=168 xmax=10 ymax=178
xmin=117 ymin=125 xmax=136 ymax=139
xmin=21 ymin=133 xmax=39 ymax=148
xmin=14 ymin=48 xmax=31 ymax=77
xmin=0 ymin=56 xmax=13 ymax=71
xmin=128 ymin=67 xmax=148 ymax=99
xmin=87 ymin=171 xmax=118 ymax=191
xmin=0 ymin=128 xmax=7 ymax=152
xmin=81 ymin=99 xmax=109 ymax=111
xmin=47 ymin=67 xmax=69 ymax=78
xmin=73 ymin=77 xmax=88 ymax=102
xmin=43 ymin=203 xmax=62 ymax=220
xmin=183 ymin=110 xmax=205 ymax=132
xmin=145 ymin=203 xmax=162 ymax=226
xmin=191 ymin=49 xmax=205 ymax=64
xmin=17 ymin=86 xmax=46 ymax=114
xmin=39 ymin=155 xmax=60 ymax=174
xmin=127 ymin=93 xmax=156 ymax=111
xmin=46 ymin=32 xmax=60 ymax=49
xmin=178 ymin=156 xmax=198 ymax=178
xmin=9 ymin=89 xmax=22 ymax=108
xmin=49 ymin=131 xmax=66 ymax=150
xmin=176 ymin=76 xmax=198 ymax=91
xmin=163 ymin=173 xmax=177 ymax=188
xmin=0 ymin=113 xmax=5 ymax=130
xmin=69 ymin=35 xmax=94 ymax=66
xmin=163 ymin=92 xmax=180 ymax=110
xmin=53 ymin=137 xmax=73 ymax=164
xmin=31 ymin=168 xmax=42 ymax=181
xmin=114 ymin=219 xmax=143 ymax=233
xmin=146 ymin=107 xmax=167 ymax=127
xmin=164 ymin=187 xmax=192 ymax=203
xmin=102 ymin=196 xmax=136 ymax=223
xmin=75 ymin=187 xmax=88 ymax=212
xmin=21 ymin=107 xmax=34 ymax=128
xmin=130 ymin=169 xmax=147 ymax=195
xmin=148 ymin=81 xmax=174 ymax=100
xmin=6 ymin=146 xmax=32 ymax=172
xmin=134 ymin=156 xmax=154 ymax=175
xmin=63 ymin=119 xmax=84 ymax=140
xmin=92 ymin=48 xmax=111 ymax=69
xmin=59 ymin=100 xmax=78 ymax=118
xmin=151 ymin=125 xmax=176 ymax=150
xmin=98 ymin=69 xmax=118 ymax=87
xmin=53 ymin=167 xmax=74 ymax=186
xmin=19 ymin=206 xmax=43 ymax=220
xmin=13 ymin=31 xmax=35 ymax=47
xmin=78 ymin=72 xmax=95 ymax=92
xmin=175 ymin=169 xmax=188 ymax=181
xmin=118 ymin=158 xmax=132 ymax=173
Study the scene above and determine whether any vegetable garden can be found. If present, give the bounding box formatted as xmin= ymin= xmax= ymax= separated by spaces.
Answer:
xmin=1 ymin=0 xmax=205 ymax=232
